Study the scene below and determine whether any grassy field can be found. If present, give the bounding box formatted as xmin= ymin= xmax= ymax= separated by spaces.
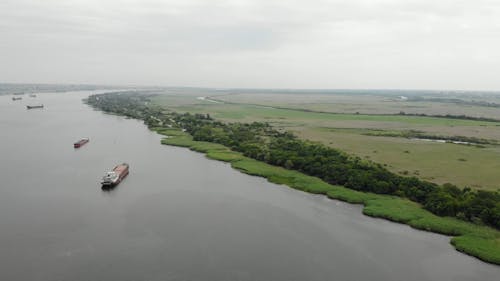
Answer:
xmin=214 ymin=91 xmax=500 ymax=120
xmin=155 ymin=127 xmax=500 ymax=265
xmin=151 ymin=92 xmax=500 ymax=190
xmin=170 ymin=103 xmax=499 ymax=126
xmin=294 ymin=127 xmax=500 ymax=190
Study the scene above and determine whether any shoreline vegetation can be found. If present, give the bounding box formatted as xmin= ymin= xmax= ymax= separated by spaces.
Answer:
xmin=85 ymin=92 xmax=500 ymax=265
xmin=158 ymin=128 xmax=500 ymax=265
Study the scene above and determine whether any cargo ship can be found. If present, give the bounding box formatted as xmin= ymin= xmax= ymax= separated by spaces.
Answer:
xmin=26 ymin=105 xmax=44 ymax=109
xmin=101 ymin=163 xmax=129 ymax=187
xmin=74 ymin=138 xmax=89 ymax=148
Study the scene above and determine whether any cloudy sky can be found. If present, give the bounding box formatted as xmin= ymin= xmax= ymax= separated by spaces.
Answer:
xmin=1 ymin=0 xmax=500 ymax=90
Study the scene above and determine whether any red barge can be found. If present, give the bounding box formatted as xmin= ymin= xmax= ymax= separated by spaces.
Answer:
xmin=74 ymin=138 xmax=90 ymax=148
xmin=101 ymin=163 xmax=129 ymax=187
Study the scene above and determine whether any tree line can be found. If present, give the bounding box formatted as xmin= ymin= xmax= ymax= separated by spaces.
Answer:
xmin=397 ymin=111 xmax=500 ymax=123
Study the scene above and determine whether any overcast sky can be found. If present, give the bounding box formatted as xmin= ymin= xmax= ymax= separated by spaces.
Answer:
xmin=1 ymin=0 xmax=499 ymax=90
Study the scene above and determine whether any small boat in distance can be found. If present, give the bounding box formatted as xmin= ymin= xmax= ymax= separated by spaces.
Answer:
xmin=12 ymin=97 xmax=22 ymax=101
xmin=29 ymin=94 xmax=37 ymax=98
xmin=74 ymin=138 xmax=90 ymax=148
xmin=26 ymin=105 xmax=44 ymax=109
xmin=101 ymin=163 xmax=129 ymax=188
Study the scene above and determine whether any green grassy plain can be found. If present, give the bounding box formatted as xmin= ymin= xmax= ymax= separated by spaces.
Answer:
xmin=172 ymin=103 xmax=498 ymax=126
xmin=295 ymin=127 xmax=500 ymax=190
xmin=216 ymin=92 xmax=500 ymax=120
xmin=155 ymin=127 xmax=500 ymax=265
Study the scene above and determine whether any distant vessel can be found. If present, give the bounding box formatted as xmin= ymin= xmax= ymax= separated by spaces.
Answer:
xmin=26 ymin=105 xmax=44 ymax=109
xmin=29 ymin=94 xmax=37 ymax=98
xmin=101 ymin=163 xmax=129 ymax=187
xmin=12 ymin=97 xmax=22 ymax=101
xmin=74 ymin=138 xmax=90 ymax=148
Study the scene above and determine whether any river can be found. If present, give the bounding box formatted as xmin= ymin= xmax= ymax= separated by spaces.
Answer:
xmin=0 ymin=91 xmax=498 ymax=281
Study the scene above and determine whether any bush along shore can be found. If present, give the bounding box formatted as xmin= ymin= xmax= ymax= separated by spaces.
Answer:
xmin=86 ymin=92 xmax=500 ymax=265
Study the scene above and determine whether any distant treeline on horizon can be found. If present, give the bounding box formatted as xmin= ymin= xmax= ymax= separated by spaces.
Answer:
xmin=1 ymin=83 xmax=499 ymax=97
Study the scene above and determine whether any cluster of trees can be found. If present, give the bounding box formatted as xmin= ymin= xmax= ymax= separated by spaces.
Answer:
xmin=182 ymin=119 xmax=500 ymax=228
xmin=397 ymin=111 xmax=500 ymax=123
xmin=87 ymin=92 xmax=500 ymax=229
xmin=364 ymin=130 xmax=497 ymax=145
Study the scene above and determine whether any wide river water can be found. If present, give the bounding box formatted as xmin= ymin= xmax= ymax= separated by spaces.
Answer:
xmin=0 ymin=91 xmax=498 ymax=280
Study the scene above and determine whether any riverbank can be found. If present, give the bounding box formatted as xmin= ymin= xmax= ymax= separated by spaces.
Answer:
xmin=154 ymin=127 xmax=500 ymax=265
xmin=84 ymin=91 xmax=500 ymax=265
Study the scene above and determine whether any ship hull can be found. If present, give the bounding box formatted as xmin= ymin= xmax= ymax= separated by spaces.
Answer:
xmin=74 ymin=138 xmax=89 ymax=148
xmin=26 ymin=105 xmax=44 ymax=109
xmin=101 ymin=163 xmax=129 ymax=187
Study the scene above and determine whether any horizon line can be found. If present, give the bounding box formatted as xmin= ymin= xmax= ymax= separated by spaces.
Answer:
xmin=1 ymin=81 xmax=499 ymax=93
